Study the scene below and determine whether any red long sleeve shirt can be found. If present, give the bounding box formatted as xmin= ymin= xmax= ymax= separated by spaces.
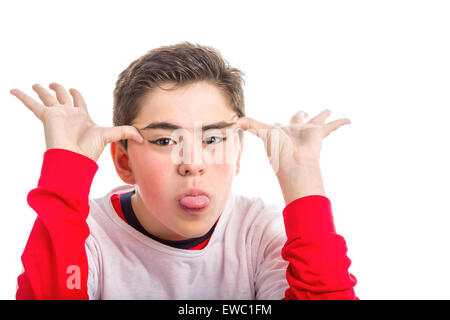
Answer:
xmin=16 ymin=149 xmax=357 ymax=299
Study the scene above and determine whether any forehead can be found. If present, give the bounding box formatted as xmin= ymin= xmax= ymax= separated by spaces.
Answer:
xmin=133 ymin=81 xmax=236 ymax=129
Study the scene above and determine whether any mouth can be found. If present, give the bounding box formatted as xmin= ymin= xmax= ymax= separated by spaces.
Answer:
xmin=178 ymin=189 xmax=210 ymax=214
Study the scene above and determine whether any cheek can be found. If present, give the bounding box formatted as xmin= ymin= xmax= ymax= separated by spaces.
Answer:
xmin=131 ymin=150 xmax=173 ymax=196
xmin=209 ymin=163 xmax=236 ymax=188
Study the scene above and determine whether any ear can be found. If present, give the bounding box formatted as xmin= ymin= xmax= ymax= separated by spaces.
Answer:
xmin=110 ymin=142 xmax=136 ymax=184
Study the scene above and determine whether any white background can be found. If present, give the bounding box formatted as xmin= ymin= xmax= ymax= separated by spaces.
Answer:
xmin=1 ymin=0 xmax=449 ymax=299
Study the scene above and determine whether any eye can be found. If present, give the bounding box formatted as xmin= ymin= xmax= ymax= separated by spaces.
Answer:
xmin=149 ymin=138 xmax=177 ymax=146
xmin=149 ymin=136 xmax=227 ymax=146
xmin=203 ymin=136 xmax=226 ymax=145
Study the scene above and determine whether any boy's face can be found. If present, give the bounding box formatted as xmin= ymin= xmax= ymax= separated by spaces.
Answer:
xmin=111 ymin=81 xmax=243 ymax=241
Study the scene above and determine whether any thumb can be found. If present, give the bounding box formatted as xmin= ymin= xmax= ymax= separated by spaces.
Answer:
xmin=101 ymin=125 xmax=144 ymax=145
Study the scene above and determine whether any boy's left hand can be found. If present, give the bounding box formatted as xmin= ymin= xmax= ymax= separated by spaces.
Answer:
xmin=236 ymin=109 xmax=351 ymax=203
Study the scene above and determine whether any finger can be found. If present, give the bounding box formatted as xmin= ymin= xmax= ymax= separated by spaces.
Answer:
xmin=289 ymin=110 xmax=308 ymax=125
xmin=236 ymin=117 xmax=281 ymax=159
xmin=236 ymin=116 xmax=273 ymax=140
xmin=307 ymin=109 xmax=331 ymax=125
xmin=49 ymin=82 xmax=72 ymax=106
xmin=32 ymin=83 xmax=59 ymax=106
xmin=102 ymin=125 xmax=144 ymax=145
xmin=69 ymin=88 xmax=88 ymax=112
xmin=323 ymin=118 xmax=351 ymax=137
xmin=10 ymin=88 xmax=44 ymax=120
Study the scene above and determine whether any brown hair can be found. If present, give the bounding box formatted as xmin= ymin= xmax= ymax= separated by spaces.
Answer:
xmin=113 ymin=41 xmax=246 ymax=149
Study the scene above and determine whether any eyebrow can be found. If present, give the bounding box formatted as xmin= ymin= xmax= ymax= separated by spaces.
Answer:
xmin=138 ymin=121 xmax=236 ymax=131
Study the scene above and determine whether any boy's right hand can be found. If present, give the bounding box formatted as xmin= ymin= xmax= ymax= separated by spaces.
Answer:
xmin=10 ymin=83 xmax=144 ymax=162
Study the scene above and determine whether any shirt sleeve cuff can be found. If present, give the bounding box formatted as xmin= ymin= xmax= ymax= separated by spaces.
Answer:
xmin=282 ymin=195 xmax=336 ymax=240
xmin=37 ymin=148 xmax=99 ymax=200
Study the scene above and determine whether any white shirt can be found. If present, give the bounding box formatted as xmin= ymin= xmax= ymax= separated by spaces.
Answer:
xmin=85 ymin=184 xmax=289 ymax=300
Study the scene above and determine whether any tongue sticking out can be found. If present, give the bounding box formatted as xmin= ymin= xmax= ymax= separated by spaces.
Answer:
xmin=179 ymin=195 xmax=210 ymax=209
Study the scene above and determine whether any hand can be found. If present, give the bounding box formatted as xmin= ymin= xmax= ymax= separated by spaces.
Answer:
xmin=10 ymin=83 xmax=143 ymax=162
xmin=237 ymin=109 xmax=351 ymax=203
xmin=237 ymin=109 xmax=351 ymax=171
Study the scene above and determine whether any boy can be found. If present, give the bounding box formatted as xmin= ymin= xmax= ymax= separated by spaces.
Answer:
xmin=11 ymin=42 xmax=357 ymax=299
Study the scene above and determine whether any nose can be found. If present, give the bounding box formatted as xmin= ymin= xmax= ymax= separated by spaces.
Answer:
xmin=176 ymin=134 xmax=206 ymax=176
xmin=178 ymin=162 xmax=206 ymax=176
